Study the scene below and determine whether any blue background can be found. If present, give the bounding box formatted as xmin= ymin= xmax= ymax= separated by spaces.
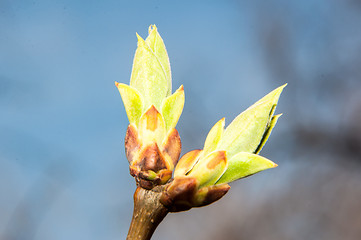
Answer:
xmin=1 ymin=0 xmax=361 ymax=239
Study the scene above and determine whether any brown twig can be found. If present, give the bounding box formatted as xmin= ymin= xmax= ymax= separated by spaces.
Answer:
xmin=126 ymin=185 xmax=169 ymax=240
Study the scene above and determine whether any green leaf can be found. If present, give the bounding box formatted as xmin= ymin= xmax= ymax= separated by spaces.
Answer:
xmin=115 ymin=82 xmax=143 ymax=125
xmin=216 ymin=152 xmax=277 ymax=184
xmin=188 ymin=151 xmax=227 ymax=188
xmin=145 ymin=25 xmax=172 ymax=95
xmin=202 ymin=118 xmax=225 ymax=157
xmin=138 ymin=105 xmax=166 ymax=146
xmin=174 ymin=150 xmax=202 ymax=178
xmin=130 ymin=33 xmax=169 ymax=110
xmin=161 ymin=85 xmax=185 ymax=132
xmin=255 ymin=114 xmax=282 ymax=154
xmin=218 ymin=84 xmax=286 ymax=158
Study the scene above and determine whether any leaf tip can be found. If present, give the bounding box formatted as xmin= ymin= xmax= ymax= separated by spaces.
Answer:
xmin=115 ymin=81 xmax=119 ymax=87
xmin=145 ymin=105 xmax=160 ymax=116
xmin=148 ymin=24 xmax=157 ymax=33
xmin=136 ymin=32 xmax=145 ymax=45
xmin=275 ymin=83 xmax=287 ymax=95
xmin=274 ymin=83 xmax=287 ymax=97
xmin=220 ymin=117 xmax=225 ymax=126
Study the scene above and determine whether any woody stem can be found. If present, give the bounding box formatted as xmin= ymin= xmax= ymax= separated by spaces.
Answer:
xmin=126 ymin=185 xmax=169 ymax=240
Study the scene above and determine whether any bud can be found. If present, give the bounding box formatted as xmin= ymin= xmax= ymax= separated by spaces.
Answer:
xmin=160 ymin=149 xmax=230 ymax=212
xmin=161 ymin=85 xmax=285 ymax=211
xmin=115 ymin=25 xmax=184 ymax=189
xmin=130 ymin=25 xmax=171 ymax=110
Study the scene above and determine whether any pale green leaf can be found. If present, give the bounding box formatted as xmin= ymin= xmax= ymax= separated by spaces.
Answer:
xmin=216 ymin=152 xmax=277 ymax=184
xmin=218 ymin=84 xmax=286 ymax=158
xmin=174 ymin=150 xmax=202 ymax=178
xmin=138 ymin=105 xmax=166 ymax=147
xmin=255 ymin=114 xmax=282 ymax=154
xmin=115 ymin=82 xmax=143 ymax=125
xmin=130 ymin=33 xmax=169 ymax=110
xmin=188 ymin=151 xmax=227 ymax=188
xmin=145 ymin=25 xmax=172 ymax=95
xmin=161 ymin=85 xmax=185 ymax=132
xmin=202 ymin=118 xmax=225 ymax=157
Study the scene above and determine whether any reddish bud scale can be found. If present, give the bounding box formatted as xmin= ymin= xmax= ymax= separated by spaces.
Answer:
xmin=125 ymin=124 xmax=141 ymax=163
xmin=160 ymin=177 xmax=197 ymax=212
xmin=125 ymin=124 xmax=181 ymax=189
xmin=160 ymin=176 xmax=230 ymax=212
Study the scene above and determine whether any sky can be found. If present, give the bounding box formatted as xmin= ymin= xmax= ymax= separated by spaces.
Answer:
xmin=1 ymin=0 xmax=361 ymax=239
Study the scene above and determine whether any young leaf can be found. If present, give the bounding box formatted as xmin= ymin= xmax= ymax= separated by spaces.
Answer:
xmin=115 ymin=82 xmax=143 ymax=125
xmin=138 ymin=105 xmax=166 ymax=146
xmin=216 ymin=152 xmax=277 ymax=184
xmin=188 ymin=151 xmax=227 ymax=188
xmin=202 ymin=118 xmax=225 ymax=157
xmin=174 ymin=150 xmax=202 ymax=178
xmin=145 ymin=25 xmax=172 ymax=95
xmin=218 ymin=84 xmax=286 ymax=158
xmin=255 ymin=114 xmax=282 ymax=154
xmin=161 ymin=85 xmax=185 ymax=132
xmin=130 ymin=33 xmax=169 ymax=110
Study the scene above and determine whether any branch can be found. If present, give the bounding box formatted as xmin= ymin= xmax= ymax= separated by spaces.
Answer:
xmin=127 ymin=185 xmax=169 ymax=240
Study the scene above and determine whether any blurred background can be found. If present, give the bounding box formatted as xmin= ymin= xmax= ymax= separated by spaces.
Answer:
xmin=1 ymin=0 xmax=361 ymax=239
